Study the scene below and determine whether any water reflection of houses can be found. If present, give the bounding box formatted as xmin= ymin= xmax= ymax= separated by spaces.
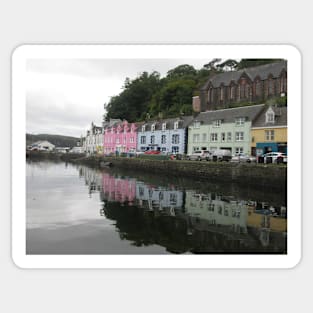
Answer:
xmin=183 ymin=191 xmax=287 ymax=251
xmin=79 ymin=166 xmax=102 ymax=196
xmin=135 ymin=181 xmax=183 ymax=214
xmin=184 ymin=191 xmax=248 ymax=234
xmin=101 ymin=172 xmax=136 ymax=205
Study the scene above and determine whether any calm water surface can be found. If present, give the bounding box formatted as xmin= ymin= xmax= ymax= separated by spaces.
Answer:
xmin=26 ymin=160 xmax=287 ymax=254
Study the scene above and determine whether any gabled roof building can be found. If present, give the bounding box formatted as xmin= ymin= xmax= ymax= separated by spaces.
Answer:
xmin=194 ymin=60 xmax=287 ymax=112
xmin=137 ymin=116 xmax=193 ymax=154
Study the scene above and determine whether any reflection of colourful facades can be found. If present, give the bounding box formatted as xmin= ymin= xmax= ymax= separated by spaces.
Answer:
xmin=187 ymin=105 xmax=265 ymax=155
xmin=184 ymin=191 xmax=248 ymax=233
xmin=102 ymin=173 xmax=136 ymax=204
xmin=136 ymin=181 xmax=183 ymax=211
xmin=251 ymin=106 xmax=287 ymax=156
xmin=103 ymin=120 xmax=138 ymax=154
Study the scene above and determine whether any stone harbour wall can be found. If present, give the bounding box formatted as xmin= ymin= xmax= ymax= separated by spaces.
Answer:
xmin=73 ymin=156 xmax=286 ymax=190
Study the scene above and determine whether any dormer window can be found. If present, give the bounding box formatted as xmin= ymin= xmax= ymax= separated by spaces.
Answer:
xmin=213 ymin=119 xmax=222 ymax=127
xmin=235 ymin=117 xmax=245 ymax=126
xmin=162 ymin=123 xmax=166 ymax=131
xmin=151 ymin=124 xmax=155 ymax=132
xmin=266 ymin=108 xmax=275 ymax=123
xmin=174 ymin=121 xmax=179 ymax=130
xmin=193 ymin=121 xmax=200 ymax=129
xmin=142 ymin=125 xmax=146 ymax=132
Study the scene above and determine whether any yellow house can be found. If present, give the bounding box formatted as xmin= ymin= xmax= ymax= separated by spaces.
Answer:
xmin=251 ymin=105 xmax=287 ymax=155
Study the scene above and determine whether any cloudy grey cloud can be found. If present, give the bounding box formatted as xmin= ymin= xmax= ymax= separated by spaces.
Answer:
xmin=26 ymin=59 xmax=210 ymax=137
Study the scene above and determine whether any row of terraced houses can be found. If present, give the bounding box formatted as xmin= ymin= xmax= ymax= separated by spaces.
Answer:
xmin=82 ymin=61 xmax=287 ymax=157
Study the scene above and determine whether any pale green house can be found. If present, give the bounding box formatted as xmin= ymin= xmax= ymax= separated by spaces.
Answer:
xmin=187 ymin=104 xmax=265 ymax=155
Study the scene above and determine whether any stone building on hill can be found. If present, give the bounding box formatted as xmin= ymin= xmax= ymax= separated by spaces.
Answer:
xmin=193 ymin=60 xmax=287 ymax=112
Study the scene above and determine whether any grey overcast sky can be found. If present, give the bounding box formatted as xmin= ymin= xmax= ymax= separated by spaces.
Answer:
xmin=26 ymin=59 xmax=211 ymax=138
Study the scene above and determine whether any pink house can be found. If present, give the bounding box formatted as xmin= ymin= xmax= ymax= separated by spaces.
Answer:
xmin=103 ymin=120 xmax=138 ymax=155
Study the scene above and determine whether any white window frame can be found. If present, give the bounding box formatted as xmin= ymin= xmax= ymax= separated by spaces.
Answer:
xmin=174 ymin=121 xmax=179 ymax=130
xmin=213 ymin=119 xmax=222 ymax=127
xmin=193 ymin=134 xmax=200 ymax=143
xmin=266 ymin=111 xmax=275 ymax=123
xmin=150 ymin=135 xmax=155 ymax=144
xmin=235 ymin=147 xmax=244 ymax=154
xmin=235 ymin=131 xmax=244 ymax=141
xmin=210 ymin=133 xmax=218 ymax=142
xmin=172 ymin=134 xmax=180 ymax=144
xmin=161 ymin=135 xmax=166 ymax=144
xmin=235 ymin=117 xmax=245 ymax=126
xmin=162 ymin=123 xmax=166 ymax=131
xmin=193 ymin=121 xmax=200 ymax=129
xmin=221 ymin=132 xmax=226 ymax=142
xmin=142 ymin=125 xmax=146 ymax=132
xmin=265 ymin=130 xmax=275 ymax=141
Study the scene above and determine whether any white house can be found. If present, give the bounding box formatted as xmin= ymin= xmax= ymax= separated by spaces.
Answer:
xmin=29 ymin=141 xmax=55 ymax=151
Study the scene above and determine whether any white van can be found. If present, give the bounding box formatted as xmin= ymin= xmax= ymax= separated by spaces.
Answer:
xmin=210 ymin=149 xmax=232 ymax=161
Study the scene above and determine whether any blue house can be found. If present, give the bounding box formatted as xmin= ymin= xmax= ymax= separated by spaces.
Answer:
xmin=137 ymin=116 xmax=193 ymax=154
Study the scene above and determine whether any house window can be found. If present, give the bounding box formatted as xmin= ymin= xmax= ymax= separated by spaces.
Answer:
xmin=268 ymin=79 xmax=275 ymax=95
xmin=172 ymin=134 xmax=180 ymax=144
xmin=140 ymin=136 xmax=146 ymax=144
xmin=210 ymin=133 xmax=218 ymax=142
xmin=235 ymin=147 xmax=244 ymax=154
xmin=235 ymin=117 xmax=245 ymax=125
xmin=265 ymin=130 xmax=275 ymax=141
xmin=202 ymin=133 xmax=207 ymax=142
xmin=161 ymin=135 xmax=166 ymax=144
xmin=230 ymin=85 xmax=235 ymax=100
xmin=174 ymin=121 xmax=179 ymax=130
xmin=227 ymin=132 xmax=232 ymax=141
xmin=142 ymin=125 xmax=146 ymax=132
xmin=255 ymin=80 xmax=262 ymax=97
xmin=220 ymin=87 xmax=224 ymax=101
xmin=162 ymin=123 xmax=166 ymax=131
xmin=235 ymin=132 xmax=244 ymax=141
xmin=172 ymin=146 xmax=179 ymax=154
xmin=151 ymin=124 xmax=155 ymax=132
xmin=150 ymin=135 xmax=155 ymax=144
xmin=193 ymin=121 xmax=200 ymax=128
xmin=116 ymin=138 xmax=120 ymax=144
xmin=213 ymin=120 xmax=222 ymax=127
xmin=193 ymin=134 xmax=200 ymax=143
xmin=130 ymin=137 xmax=134 ymax=143
xmin=221 ymin=132 xmax=226 ymax=142
xmin=266 ymin=110 xmax=275 ymax=123
xmin=193 ymin=146 xmax=199 ymax=152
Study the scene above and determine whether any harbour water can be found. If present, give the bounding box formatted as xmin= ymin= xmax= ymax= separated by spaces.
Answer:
xmin=26 ymin=160 xmax=287 ymax=254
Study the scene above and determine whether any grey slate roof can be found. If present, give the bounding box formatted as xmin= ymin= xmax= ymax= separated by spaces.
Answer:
xmin=201 ymin=60 xmax=287 ymax=89
xmin=252 ymin=106 xmax=287 ymax=128
xmin=193 ymin=104 xmax=265 ymax=125
xmin=137 ymin=115 xmax=194 ymax=132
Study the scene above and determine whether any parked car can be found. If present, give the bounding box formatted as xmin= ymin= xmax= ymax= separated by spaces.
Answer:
xmin=144 ymin=150 xmax=161 ymax=155
xmin=186 ymin=150 xmax=212 ymax=161
xmin=262 ymin=152 xmax=287 ymax=164
xmin=210 ymin=149 xmax=232 ymax=162
xmin=231 ymin=153 xmax=257 ymax=163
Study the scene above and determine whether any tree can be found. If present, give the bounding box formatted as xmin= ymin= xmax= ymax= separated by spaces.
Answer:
xmin=166 ymin=64 xmax=197 ymax=80
xmin=237 ymin=59 xmax=284 ymax=69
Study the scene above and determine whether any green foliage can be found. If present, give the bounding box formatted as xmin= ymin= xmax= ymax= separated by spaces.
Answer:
xmin=236 ymin=59 xmax=284 ymax=69
xmin=26 ymin=134 xmax=80 ymax=148
xmin=104 ymin=59 xmax=286 ymax=122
